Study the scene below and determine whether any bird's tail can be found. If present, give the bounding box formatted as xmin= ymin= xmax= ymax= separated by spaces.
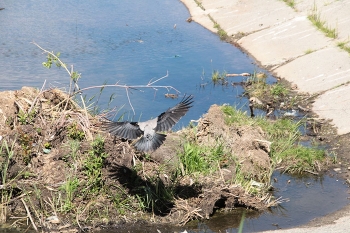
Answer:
xmin=134 ymin=133 xmax=166 ymax=152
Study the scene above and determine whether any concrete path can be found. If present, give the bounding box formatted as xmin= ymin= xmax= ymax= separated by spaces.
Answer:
xmin=181 ymin=0 xmax=350 ymax=135
xmin=181 ymin=0 xmax=350 ymax=232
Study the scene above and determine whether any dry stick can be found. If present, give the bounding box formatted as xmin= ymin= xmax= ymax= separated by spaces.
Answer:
xmin=1 ymin=192 xmax=30 ymax=206
xmin=125 ymin=88 xmax=135 ymax=115
xmin=28 ymin=79 xmax=47 ymax=114
xmin=21 ymin=198 xmax=38 ymax=232
xmin=217 ymin=161 xmax=225 ymax=183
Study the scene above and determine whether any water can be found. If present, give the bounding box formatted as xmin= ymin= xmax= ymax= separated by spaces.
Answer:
xmin=0 ymin=0 xmax=274 ymax=128
xmin=0 ymin=1 xmax=349 ymax=232
xmin=185 ymin=171 xmax=349 ymax=233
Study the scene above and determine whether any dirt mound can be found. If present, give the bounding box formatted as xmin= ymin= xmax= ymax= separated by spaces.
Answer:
xmin=195 ymin=104 xmax=271 ymax=182
xmin=0 ymin=87 xmax=274 ymax=231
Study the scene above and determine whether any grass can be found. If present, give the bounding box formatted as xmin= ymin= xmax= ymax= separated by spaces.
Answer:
xmin=83 ymin=135 xmax=108 ymax=194
xmin=337 ymin=41 xmax=350 ymax=54
xmin=208 ymin=15 xmax=228 ymax=40
xmin=245 ymin=72 xmax=290 ymax=103
xmin=211 ymin=70 xmax=227 ymax=85
xmin=0 ymin=139 xmax=16 ymax=223
xmin=194 ymin=0 xmax=205 ymax=11
xmin=270 ymin=83 xmax=289 ymax=97
xmin=304 ymin=48 xmax=315 ymax=54
xmin=178 ymin=142 xmax=226 ymax=176
xmin=59 ymin=176 xmax=80 ymax=213
xmin=282 ymin=0 xmax=296 ymax=9
xmin=308 ymin=5 xmax=338 ymax=39
xmin=221 ymin=105 xmax=327 ymax=173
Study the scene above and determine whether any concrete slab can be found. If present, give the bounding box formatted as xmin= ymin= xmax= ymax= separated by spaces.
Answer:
xmin=296 ymin=0 xmax=350 ymax=41
xmin=181 ymin=0 xmax=216 ymax=33
xmin=313 ymin=84 xmax=350 ymax=135
xmin=237 ymin=16 xmax=331 ymax=67
xmin=200 ymin=0 xmax=296 ymax=37
xmin=274 ymin=46 xmax=350 ymax=93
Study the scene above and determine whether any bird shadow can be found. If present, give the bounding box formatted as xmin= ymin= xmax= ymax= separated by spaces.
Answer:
xmin=108 ymin=163 xmax=202 ymax=216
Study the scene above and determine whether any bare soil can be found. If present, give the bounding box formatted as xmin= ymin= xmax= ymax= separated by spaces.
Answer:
xmin=0 ymin=86 xmax=348 ymax=232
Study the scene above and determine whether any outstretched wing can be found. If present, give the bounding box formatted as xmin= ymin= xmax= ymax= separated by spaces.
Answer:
xmin=155 ymin=94 xmax=194 ymax=132
xmin=134 ymin=133 xmax=166 ymax=152
xmin=102 ymin=119 xmax=143 ymax=139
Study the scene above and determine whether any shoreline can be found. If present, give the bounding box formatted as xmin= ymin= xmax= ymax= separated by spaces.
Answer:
xmin=180 ymin=0 xmax=350 ymax=232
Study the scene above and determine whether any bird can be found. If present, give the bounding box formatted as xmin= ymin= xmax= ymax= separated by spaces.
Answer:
xmin=102 ymin=94 xmax=193 ymax=152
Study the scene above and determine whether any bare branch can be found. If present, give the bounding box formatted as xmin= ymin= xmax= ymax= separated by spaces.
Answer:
xmin=33 ymin=42 xmax=181 ymax=116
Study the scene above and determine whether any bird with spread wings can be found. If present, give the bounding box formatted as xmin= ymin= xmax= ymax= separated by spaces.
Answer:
xmin=102 ymin=95 xmax=193 ymax=152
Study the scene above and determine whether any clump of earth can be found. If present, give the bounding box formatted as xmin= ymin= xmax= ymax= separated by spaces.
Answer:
xmin=0 ymin=86 xmax=345 ymax=232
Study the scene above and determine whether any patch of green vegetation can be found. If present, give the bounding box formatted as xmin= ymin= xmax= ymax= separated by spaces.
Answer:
xmin=67 ymin=122 xmax=85 ymax=141
xmin=18 ymin=109 xmax=36 ymax=125
xmin=194 ymin=0 xmax=205 ymax=11
xmin=282 ymin=0 xmax=296 ymax=9
xmin=112 ymin=185 xmax=141 ymax=215
xmin=270 ymin=83 xmax=289 ymax=97
xmin=59 ymin=176 xmax=80 ymax=213
xmin=211 ymin=70 xmax=227 ymax=85
xmin=304 ymin=48 xmax=315 ymax=54
xmin=308 ymin=5 xmax=338 ymax=39
xmin=63 ymin=139 xmax=81 ymax=164
xmin=337 ymin=40 xmax=350 ymax=54
xmin=178 ymin=142 xmax=226 ymax=175
xmin=208 ymin=15 xmax=228 ymax=40
xmin=222 ymin=105 xmax=327 ymax=173
xmin=83 ymin=135 xmax=108 ymax=194
xmin=245 ymin=72 xmax=290 ymax=102
xmin=0 ymin=139 xmax=16 ymax=223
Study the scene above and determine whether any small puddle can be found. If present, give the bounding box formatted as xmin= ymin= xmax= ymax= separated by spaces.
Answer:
xmin=182 ymin=171 xmax=349 ymax=233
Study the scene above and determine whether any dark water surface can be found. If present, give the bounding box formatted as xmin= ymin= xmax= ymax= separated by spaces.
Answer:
xmin=0 ymin=1 xmax=349 ymax=232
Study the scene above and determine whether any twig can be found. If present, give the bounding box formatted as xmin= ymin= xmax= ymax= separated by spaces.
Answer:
xmin=125 ymin=88 xmax=135 ymax=115
xmin=21 ymin=198 xmax=38 ymax=232
xmin=147 ymin=71 xmax=169 ymax=86
xmin=1 ymin=192 xmax=30 ymax=206
xmin=304 ymin=170 xmax=319 ymax=175
xmin=28 ymin=80 xmax=46 ymax=114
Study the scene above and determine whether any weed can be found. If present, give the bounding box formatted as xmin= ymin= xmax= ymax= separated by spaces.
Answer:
xmin=178 ymin=141 xmax=227 ymax=176
xmin=282 ymin=0 xmax=295 ymax=9
xmin=18 ymin=109 xmax=36 ymax=125
xmin=304 ymin=48 xmax=315 ymax=54
xmin=208 ymin=15 xmax=228 ymax=40
xmin=63 ymin=140 xmax=81 ymax=164
xmin=83 ymin=135 xmax=108 ymax=194
xmin=337 ymin=40 xmax=350 ymax=54
xmin=194 ymin=0 xmax=205 ymax=11
xmin=67 ymin=122 xmax=85 ymax=141
xmin=59 ymin=176 xmax=80 ymax=213
xmin=0 ymin=139 xmax=16 ymax=223
xmin=270 ymin=83 xmax=289 ymax=97
xmin=211 ymin=70 xmax=227 ymax=85
xmin=222 ymin=105 xmax=326 ymax=173
xmin=308 ymin=4 xmax=338 ymax=39
xmin=112 ymin=186 xmax=138 ymax=215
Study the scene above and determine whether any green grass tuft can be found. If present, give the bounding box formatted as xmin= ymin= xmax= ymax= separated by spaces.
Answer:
xmin=308 ymin=5 xmax=338 ymax=39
